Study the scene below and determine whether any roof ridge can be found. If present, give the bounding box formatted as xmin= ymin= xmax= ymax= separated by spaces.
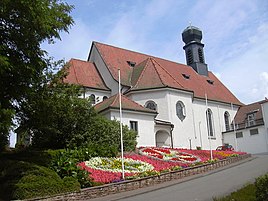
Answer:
xmin=132 ymin=58 xmax=151 ymax=89
xmin=111 ymin=93 xmax=119 ymax=107
xmin=151 ymin=58 xmax=185 ymax=89
xmin=149 ymin=57 xmax=166 ymax=86
xmin=94 ymin=41 xmax=182 ymax=66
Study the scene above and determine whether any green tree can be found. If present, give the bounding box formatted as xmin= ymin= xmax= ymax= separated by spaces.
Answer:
xmin=69 ymin=115 xmax=138 ymax=152
xmin=0 ymin=0 xmax=74 ymax=149
xmin=17 ymin=74 xmax=97 ymax=149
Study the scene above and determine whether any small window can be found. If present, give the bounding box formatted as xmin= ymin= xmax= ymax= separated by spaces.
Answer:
xmin=90 ymin=94 xmax=95 ymax=104
xmin=145 ymin=101 xmax=157 ymax=111
xmin=127 ymin=61 xmax=136 ymax=67
xmin=207 ymin=80 xmax=214 ymax=85
xmin=250 ymin=128 xmax=258 ymax=135
xmin=236 ymin=132 xmax=243 ymax=138
xmin=103 ymin=96 xmax=108 ymax=101
xmin=130 ymin=121 xmax=138 ymax=132
xmin=182 ymin=73 xmax=190 ymax=79
xmin=176 ymin=101 xmax=186 ymax=121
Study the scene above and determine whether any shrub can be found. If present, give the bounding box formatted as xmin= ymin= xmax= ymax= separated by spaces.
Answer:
xmin=68 ymin=116 xmax=138 ymax=152
xmin=0 ymin=160 xmax=80 ymax=200
xmin=255 ymin=173 xmax=268 ymax=201
xmin=49 ymin=148 xmax=94 ymax=188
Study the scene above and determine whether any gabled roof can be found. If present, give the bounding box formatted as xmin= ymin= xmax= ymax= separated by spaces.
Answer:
xmin=93 ymin=42 xmax=242 ymax=105
xmin=94 ymin=94 xmax=157 ymax=114
xmin=234 ymin=99 xmax=268 ymax=124
xmin=64 ymin=58 xmax=110 ymax=91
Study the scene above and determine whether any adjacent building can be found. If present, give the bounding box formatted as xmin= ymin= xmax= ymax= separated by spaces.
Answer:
xmin=223 ymin=99 xmax=268 ymax=154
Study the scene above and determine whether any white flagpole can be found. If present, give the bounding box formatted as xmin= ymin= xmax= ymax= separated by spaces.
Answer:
xmin=205 ymin=93 xmax=213 ymax=160
xmin=231 ymin=103 xmax=238 ymax=151
xmin=118 ymin=68 xmax=125 ymax=179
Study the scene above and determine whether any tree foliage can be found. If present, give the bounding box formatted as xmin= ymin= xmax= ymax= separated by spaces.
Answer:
xmin=17 ymin=74 xmax=97 ymax=149
xmin=0 ymin=0 xmax=74 ymax=149
xmin=69 ymin=115 xmax=138 ymax=152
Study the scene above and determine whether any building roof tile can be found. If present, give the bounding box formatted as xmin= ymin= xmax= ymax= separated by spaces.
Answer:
xmin=234 ymin=99 xmax=268 ymax=124
xmin=94 ymin=94 xmax=157 ymax=114
xmin=64 ymin=58 xmax=110 ymax=91
xmin=93 ymin=42 xmax=242 ymax=105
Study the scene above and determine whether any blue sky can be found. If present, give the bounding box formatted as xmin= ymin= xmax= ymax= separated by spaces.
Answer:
xmin=42 ymin=0 xmax=268 ymax=104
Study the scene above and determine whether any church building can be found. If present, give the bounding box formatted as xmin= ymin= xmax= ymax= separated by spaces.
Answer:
xmin=65 ymin=26 xmax=243 ymax=150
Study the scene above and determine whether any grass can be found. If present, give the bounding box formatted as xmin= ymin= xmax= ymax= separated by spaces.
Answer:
xmin=213 ymin=183 xmax=256 ymax=201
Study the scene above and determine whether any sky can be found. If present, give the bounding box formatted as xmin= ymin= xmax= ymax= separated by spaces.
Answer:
xmin=10 ymin=0 xmax=268 ymax=147
xmin=42 ymin=0 xmax=268 ymax=105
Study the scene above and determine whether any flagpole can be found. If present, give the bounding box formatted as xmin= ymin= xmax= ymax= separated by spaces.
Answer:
xmin=231 ymin=103 xmax=238 ymax=151
xmin=205 ymin=93 xmax=213 ymax=160
xmin=118 ymin=68 xmax=125 ymax=179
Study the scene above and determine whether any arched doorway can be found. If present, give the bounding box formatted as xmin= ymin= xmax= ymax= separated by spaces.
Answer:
xmin=156 ymin=130 xmax=171 ymax=147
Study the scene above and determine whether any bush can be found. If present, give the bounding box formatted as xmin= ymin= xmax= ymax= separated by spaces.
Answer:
xmin=49 ymin=148 xmax=94 ymax=188
xmin=255 ymin=173 xmax=268 ymax=201
xmin=0 ymin=160 xmax=80 ymax=200
xmin=69 ymin=116 xmax=138 ymax=152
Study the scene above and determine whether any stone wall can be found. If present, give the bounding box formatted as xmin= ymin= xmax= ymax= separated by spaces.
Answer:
xmin=29 ymin=154 xmax=251 ymax=201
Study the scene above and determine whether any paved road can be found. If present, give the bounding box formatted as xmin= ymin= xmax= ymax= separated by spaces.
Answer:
xmin=90 ymin=153 xmax=268 ymax=201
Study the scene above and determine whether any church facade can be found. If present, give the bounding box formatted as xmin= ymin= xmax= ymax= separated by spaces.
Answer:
xmin=65 ymin=26 xmax=243 ymax=150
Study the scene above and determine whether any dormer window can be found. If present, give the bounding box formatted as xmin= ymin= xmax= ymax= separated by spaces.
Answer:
xmin=127 ymin=61 xmax=136 ymax=67
xmin=247 ymin=113 xmax=256 ymax=127
xmin=207 ymin=80 xmax=214 ymax=85
xmin=182 ymin=73 xmax=190 ymax=79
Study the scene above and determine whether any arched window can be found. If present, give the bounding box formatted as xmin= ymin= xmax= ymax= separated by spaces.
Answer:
xmin=103 ymin=96 xmax=108 ymax=101
xmin=206 ymin=109 xmax=214 ymax=137
xmin=186 ymin=49 xmax=193 ymax=65
xmin=145 ymin=101 xmax=157 ymax=111
xmin=176 ymin=101 xmax=186 ymax=121
xmin=90 ymin=94 xmax=95 ymax=104
xmin=224 ymin=111 xmax=230 ymax=131
xmin=198 ymin=48 xmax=204 ymax=63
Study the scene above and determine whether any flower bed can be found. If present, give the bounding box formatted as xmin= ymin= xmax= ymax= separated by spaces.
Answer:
xmin=78 ymin=147 xmax=247 ymax=184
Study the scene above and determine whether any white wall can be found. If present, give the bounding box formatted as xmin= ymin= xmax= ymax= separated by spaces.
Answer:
xmin=80 ymin=88 xmax=111 ymax=105
xmin=128 ymin=88 xmax=239 ymax=150
xmin=224 ymin=126 xmax=268 ymax=154
xmin=88 ymin=44 xmax=119 ymax=95
xmin=105 ymin=109 xmax=156 ymax=147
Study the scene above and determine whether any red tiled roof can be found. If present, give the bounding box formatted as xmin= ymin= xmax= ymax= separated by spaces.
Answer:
xmin=93 ymin=42 xmax=243 ymax=105
xmin=234 ymin=99 xmax=268 ymax=124
xmin=94 ymin=94 xmax=158 ymax=114
xmin=64 ymin=58 xmax=110 ymax=91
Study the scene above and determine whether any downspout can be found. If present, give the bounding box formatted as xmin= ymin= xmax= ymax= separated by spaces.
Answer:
xmin=170 ymin=124 xmax=174 ymax=149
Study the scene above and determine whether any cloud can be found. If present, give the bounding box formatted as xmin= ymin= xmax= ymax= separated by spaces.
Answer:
xmin=219 ymin=22 xmax=268 ymax=104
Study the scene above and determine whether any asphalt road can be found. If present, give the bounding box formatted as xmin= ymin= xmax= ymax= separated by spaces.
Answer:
xmin=89 ymin=153 xmax=268 ymax=201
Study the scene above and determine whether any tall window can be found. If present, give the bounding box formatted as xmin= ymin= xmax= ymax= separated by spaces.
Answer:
xmin=224 ymin=111 xmax=230 ymax=131
xmin=206 ymin=109 xmax=214 ymax=137
xmin=130 ymin=121 xmax=138 ymax=132
xmin=90 ymin=94 xmax=95 ymax=104
xmin=176 ymin=101 xmax=186 ymax=121
xmin=145 ymin=101 xmax=157 ymax=111
xmin=198 ymin=48 xmax=204 ymax=63
xmin=186 ymin=49 xmax=193 ymax=65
